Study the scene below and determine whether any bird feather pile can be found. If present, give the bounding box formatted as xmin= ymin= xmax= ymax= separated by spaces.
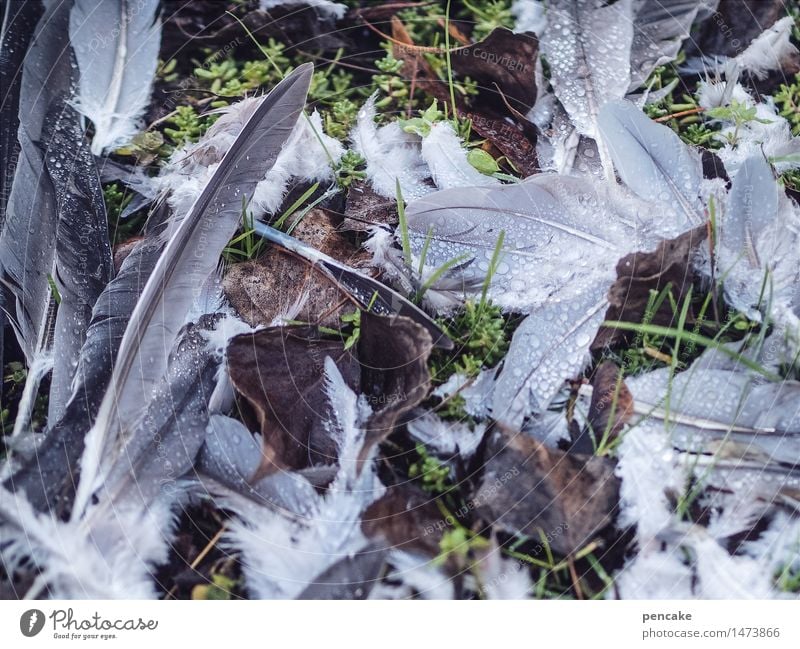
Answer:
xmin=3 ymin=0 xmax=800 ymax=602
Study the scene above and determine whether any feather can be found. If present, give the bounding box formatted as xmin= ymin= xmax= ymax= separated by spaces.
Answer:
xmin=511 ymin=0 xmax=546 ymax=35
xmin=259 ymin=0 xmax=347 ymax=20
xmin=477 ymin=544 xmax=533 ymax=600
xmin=404 ymin=174 xmax=653 ymax=312
xmin=160 ymin=103 xmax=342 ymax=220
xmin=0 ymin=0 xmax=41 ymax=226
xmin=4 ymin=235 xmax=163 ymax=511
xmin=251 ymin=220 xmax=453 ymax=349
xmin=351 ymin=97 xmax=431 ymax=200
xmin=403 ymin=172 xmax=689 ymax=424
xmin=627 ymin=361 xmax=800 ymax=467
xmin=407 ymin=412 xmax=485 ymax=459
xmin=69 ymin=0 xmax=162 ymax=155
xmin=73 ymin=64 xmax=313 ymax=518
xmin=0 ymin=484 xmax=180 ymax=598
xmin=714 ymin=154 xmax=800 ymax=321
xmin=721 ymin=154 xmax=778 ymax=269
xmin=420 ymin=121 xmax=499 ymax=189
xmin=628 ymin=0 xmax=718 ymax=91
xmin=731 ymin=16 xmax=798 ymax=80
xmin=44 ymin=104 xmax=113 ymax=425
xmin=598 ymin=99 xmax=704 ymax=227
xmin=0 ymin=0 xmax=111 ymax=436
xmin=492 ymin=289 xmax=609 ymax=426
xmin=540 ymin=0 xmax=634 ymax=142
xmin=0 ymin=0 xmax=42 ymax=383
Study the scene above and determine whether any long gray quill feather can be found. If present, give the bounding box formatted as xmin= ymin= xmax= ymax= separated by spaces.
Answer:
xmin=73 ymin=64 xmax=314 ymax=518
xmin=0 ymin=0 xmax=42 ymax=397
xmin=0 ymin=0 xmax=111 ymax=436
xmin=4 ymin=234 xmax=163 ymax=513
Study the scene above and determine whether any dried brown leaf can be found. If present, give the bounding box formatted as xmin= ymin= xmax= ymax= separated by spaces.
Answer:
xmin=474 ymin=428 xmax=619 ymax=556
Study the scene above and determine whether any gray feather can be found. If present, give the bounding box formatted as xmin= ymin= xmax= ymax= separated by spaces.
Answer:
xmin=541 ymin=0 xmax=634 ymax=140
xmin=723 ymin=154 xmax=778 ymax=269
xmin=629 ymin=0 xmax=718 ymax=91
xmin=73 ymin=65 xmax=314 ymax=517
xmin=598 ymin=99 xmax=704 ymax=226
xmin=628 ymin=366 xmax=800 ymax=467
xmin=0 ymin=0 xmax=110 ymax=435
xmin=0 ymin=0 xmax=42 ymax=381
xmin=44 ymin=103 xmax=113 ymax=424
xmin=69 ymin=0 xmax=161 ymax=155
xmin=5 ymin=235 xmax=162 ymax=513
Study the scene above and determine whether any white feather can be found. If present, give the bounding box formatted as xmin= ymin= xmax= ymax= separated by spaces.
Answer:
xmin=369 ymin=551 xmax=455 ymax=600
xmin=479 ymin=548 xmax=533 ymax=600
xmin=351 ymin=97 xmax=431 ymax=200
xmin=420 ymin=121 xmax=500 ymax=190
xmin=0 ymin=486 xmax=180 ymax=598
xmin=69 ymin=0 xmax=162 ymax=155
xmin=259 ymin=0 xmax=347 ymax=20
xmin=734 ymin=16 xmax=798 ymax=80
xmin=407 ymin=412 xmax=485 ymax=459
xmin=511 ymin=0 xmax=547 ymax=35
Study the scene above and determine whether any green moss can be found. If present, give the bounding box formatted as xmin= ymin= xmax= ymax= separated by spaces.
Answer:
xmin=432 ymin=300 xmax=511 ymax=383
xmin=408 ymin=443 xmax=452 ymax=494
xmin=775 ymin=71 xmax=800 ymax=135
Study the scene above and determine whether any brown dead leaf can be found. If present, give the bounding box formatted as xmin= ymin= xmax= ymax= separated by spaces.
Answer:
xmin=362 ymin=483 xmax=443 ymax=556
xmin=591 ymin=225 xmax=707 ymax=352
xmin=474 ymin=427 xmax=619 ymax=557
xmin=389 ymin=21 xmax=539 ymax=176
xmin=359 ymin=313 xmax=433 ymax=461
xmin=571 ymin=362 xmax=633 ymax=454
xmin=342 ymin=180 xmax=399 ymax=233
xmin=226 ymin=313 xmax=434 ymax=477
xmin=227 ymin=327 xmax=360 ymax=476
xmin=223 ymin=209 xmax=369 ymax=329
xmin=450 ymin=28 xmax=538 ymax=115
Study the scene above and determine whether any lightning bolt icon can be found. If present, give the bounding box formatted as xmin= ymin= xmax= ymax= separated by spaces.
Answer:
xmin=28 ymin=611 xmax=38 ymax=633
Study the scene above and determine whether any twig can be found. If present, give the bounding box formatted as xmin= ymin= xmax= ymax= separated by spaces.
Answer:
xmin=655 ymin=107 xmax=704 ymax=122
xmin=165 ymin=524 xmax=227 ymax=600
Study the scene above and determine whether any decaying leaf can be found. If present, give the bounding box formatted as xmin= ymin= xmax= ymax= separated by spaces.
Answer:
xmin=571 ymin=361 xmax=634 ymax=454
xmin=390 ymin=21 xmax=539 ymax=177
xmin=474 ymin=427 xmax=619 ymax=557
xmin=450 ymin=27 xmax=538 ymax=115
xmin=227 ymin=327 xmax=360 ymax=474
xmin=342 ymin=180 xmax=398 ymax=233
xmin=362 ymin=483 xmax=443 ymax=556
xmin=358 ymin=312 xmax=433 ymax=460
xmin=224 ymin=209 xmax=369 ymax=328
xmin=592 ymin=226 xmax=707 ymax=352
xmin=227 ymin=312 xmax=433 ymax=475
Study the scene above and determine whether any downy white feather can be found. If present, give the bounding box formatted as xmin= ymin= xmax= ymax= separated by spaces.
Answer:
xmin=351 ymin=97 xmax=431 ymax=200
xmin=407 ymin=413 xmax=485 ymax=459
xmin=161 ymin=101 xmax=342 ymax=222
xmin=733 ymin=16 xmax=798 ymax=80
xmin=421 ymin=121 xmax=499 ymax=189
xmin=0 ymin=485 xmax=181 ymax=598
xmin=259 ymin=0 xmax=347 ymax=20
xmin=69 ymin=0 xmax=162 ymax=155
